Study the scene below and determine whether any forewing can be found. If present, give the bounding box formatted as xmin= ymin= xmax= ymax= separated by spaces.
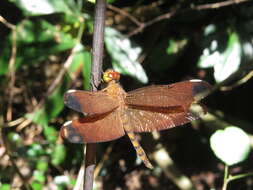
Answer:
xmin=64 ymin=90 xmax=119 ymax=115
xmin=61 ymin=110 xmax=125 ymax=143
xmin=126 ymin=80 xmax=211 ymax=110
xmin=125 ymin=107 xmax=199 ymax=133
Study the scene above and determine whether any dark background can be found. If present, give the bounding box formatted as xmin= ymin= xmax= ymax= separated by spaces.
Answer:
xmin=1 ymin=0 xmax=253 ymax=189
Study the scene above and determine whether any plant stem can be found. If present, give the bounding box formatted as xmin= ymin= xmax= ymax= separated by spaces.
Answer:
xmin=222 ymin=164 xmax=253 ymax=190
xmin=83 ymin=0 xmax=106 ymax=190
xmin=222 ymin=165 xmax=229 ymax=190
xmin=228 ymin=172 xmax=253 ymax=182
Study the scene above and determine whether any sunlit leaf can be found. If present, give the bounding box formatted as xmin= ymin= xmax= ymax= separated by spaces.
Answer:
xmin=36 ymin=159 xmax=49 ymax=172
xmin=10 ymin=0 xmax=73 ymax=16
xmin=31 ymin=182 xmax=42 ymax=190
xmin=0 ymin=20 xmax=76 ymax=76
xmin=54 ymin=175 xmax=70 ymax=185
xmin=105 ymin=27 xmax=148 ymax=84
xmin=242 ymin=42 xmax=253 ymax=60
xmin=198 ymin=32 xmax=242 ymax=82
xmin=27 ymin=144 xmax=45 ymax=157
xmin=210 ymin=126 xmax=250 ymax=166
xmin=25 ymin=108 xmax=48 ymax=127
xmin=204 ymin=24 xmax=217 ymax=36
xmin=33 ymin=170 xmax=46 ymax=183
xmin=43 ymin=126 xmax=58 ymax=143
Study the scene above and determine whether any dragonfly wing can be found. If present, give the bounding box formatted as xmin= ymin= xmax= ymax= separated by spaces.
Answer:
xmin=61 ymin=110 xmax=125 ymax=143
xmin=64 ymin=90 xmax=119 ymax=115
xmin=126 ymin=80 xmax=211 ymax=110
xmin=126 ymin=107 xmax=199 ymax=133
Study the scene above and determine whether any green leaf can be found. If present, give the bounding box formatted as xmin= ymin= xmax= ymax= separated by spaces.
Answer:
xmin=26 ymin=108 xmax=48 ymax=127
xmin=10 ymin=0 xmax=74 ymax=16
xmin=31 ymin=181 xmax=43 ymax=190
xmin=0 ymin=20 xmax=76 ymax=76
xmin=51 ymin=144 xmax=66 ymax=166
xmin=68 ymin=44 xmax=84 ymax=73
xmin=210 ymin=126 xmax=251 ymax=166
xmin=0 ymin=184 xmax=11 ymax=190
xmin=148 ymin=39 xmax=188 ymax=73
xmin=43 ymin=126 xmax=58 ymax=143
xmin=7 ymin=132 xmax=22 ymax=145
xmin=67 ymin=43 xmax=92 ymax=90
xmin=33 ymin=170 xmax=46 ymax=183
xmin=198 ymin=32 xmax=241 ymax=82
xmin=25 ymin=75 xmax=69 ymax=127
xmin=36 ymin=159 xmax=49 ymax=172
xmin=82 ymin=51 xmax=92 ymax=90
xmin=105 ymin=27 xmax=148 ymax=84
xmin=27 ymin=144 xmax=45 ymax=157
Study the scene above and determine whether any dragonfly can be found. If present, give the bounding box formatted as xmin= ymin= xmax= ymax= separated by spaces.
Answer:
xmin=61 ymin=70 xmax=211 ymax=168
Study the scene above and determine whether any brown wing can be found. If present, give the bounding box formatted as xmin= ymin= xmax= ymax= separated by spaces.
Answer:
xmin=64 ymin=90 xmax=119 ymax=115
xmin=61 ymin=110 xmax=125 ymax=143
xmin=126 ymin=80 xmax=211 ymax=110
xmin=125 ymin=107 xmax=199 ymax=133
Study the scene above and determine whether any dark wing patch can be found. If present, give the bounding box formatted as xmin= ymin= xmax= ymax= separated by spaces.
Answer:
xmin=64 ymin=90 xmax=119 ymax=115
xmin=60 ymin=110 xmax=125 ymax=143
xmin=126 ymin=80 xmax=211 ymax=110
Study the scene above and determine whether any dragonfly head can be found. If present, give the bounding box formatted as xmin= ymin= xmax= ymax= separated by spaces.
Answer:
xmin=103 ymin=69 xmax=120 ymax=83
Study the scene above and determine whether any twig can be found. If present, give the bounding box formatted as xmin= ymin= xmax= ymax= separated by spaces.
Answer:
xmin=0 ymin=15 xmax=15 ymax=29
xmin=0 ymin=16 xmax=17 ymax=122
xmin=74 ymin=165 xmax=85 ymax=190
xmin=220 ymin=69 xmax=253 ymax=91
xmin=6 ymin=117 xmax=25 ymax=127
xmin=107 ymin=4 xmax=142 ymax=26
xmin=8 ymin=17 xmax=85 ymax=131
xmin=222 ymin=165 xmax=229 ymax=190
xmin=206 ymin=62 xmax=253 ymax=97
xmin=222 ymin=164 xmax=253 ymax=190
xmin=5 ymin=22 xmax=17 ymax=122
xmin=83 ymin=0 xmax=106 ymax=190
xmin=193 ymin=0 xmax=250 ymax=10
xmin=91 ymin=0 xmax=106 ymax=90
xmin=8 ymin=47 xmax=78 ymax=132
xmin=127 ymin=0 xmax=251 ymax=37
xmin=127 ymin=8 xmax=178 ymax=37
xmin=94 ymin=142 xmax=115 ymax=179
xmin=1 ymin=126 xmax=31 ymax=190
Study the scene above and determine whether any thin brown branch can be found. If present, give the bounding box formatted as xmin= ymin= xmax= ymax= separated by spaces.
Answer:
xmin=127 ymin=0 xmax=250 ymax=37
xmin=83 ymin=0 xmax=107 ymax=190
xmin=8 ymin=47 xmax=78 ymax=131
xmin=107 ymin=4 xmax=142 ymax=26
xmin=94 ymin=142 xmax=115 ymax=179
xmin=127 ymin=8 xmax=177 ymax=37
xmin=6 ymin=24 xmax=17 ymax=122
xmin=91 ymin=0 xmax=106 ymax=90
xmin=193 ymin=0 xmax=250 ymax=10
xmin=220 ymin=69 xmax=253 ymax=91
xmin=0 ymin=15 xmax=15 ymax=29
xmin=1 ymin=126 xmax=31 ymax=190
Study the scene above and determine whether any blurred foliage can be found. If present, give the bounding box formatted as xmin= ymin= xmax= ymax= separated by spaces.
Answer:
xmin=1 ymin=0 xmax=253 ymax=189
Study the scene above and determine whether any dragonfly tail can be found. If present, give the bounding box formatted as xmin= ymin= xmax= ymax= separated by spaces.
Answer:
xmin=126 ymin=131 xmax=153 ymax=169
